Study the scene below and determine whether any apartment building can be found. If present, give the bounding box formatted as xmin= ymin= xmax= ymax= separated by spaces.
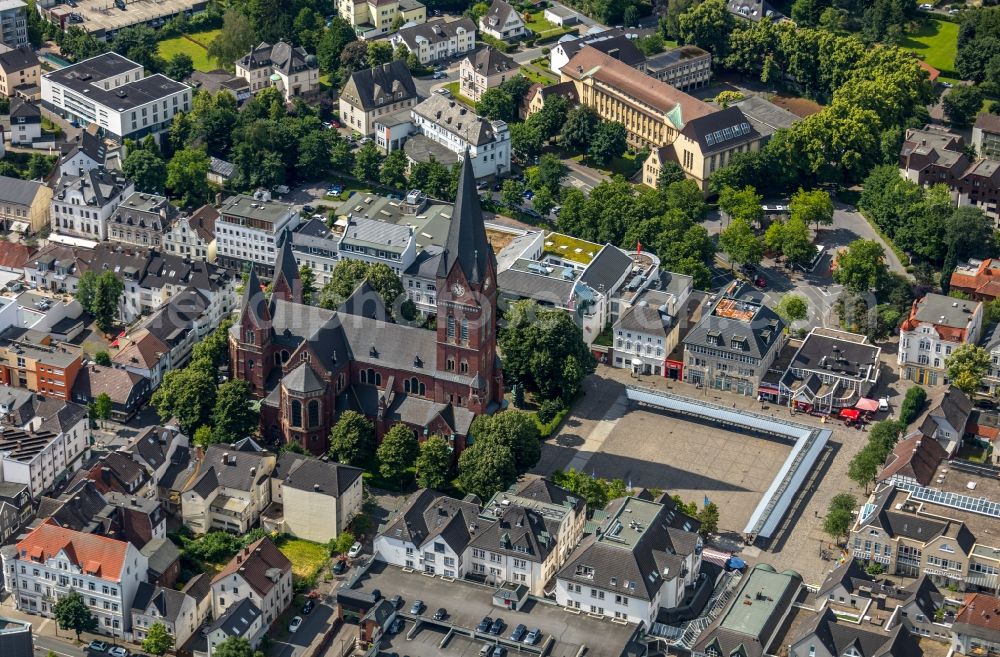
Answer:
xmin=2 ymin=520 xmax=148 ymax=635
xmin=216 ymin=194 xmax=299 ymax=276
xmin=337 ymin=0 xmax=426 ymax=39
xmin=777 ymin=327 xmax=882 ymax=413
xmin=204 ymin=598 xmax=264 ymax=657
xmin=0 ymin=419 xmax=89 ymax=498
xmin=952 ymin=593 xmax=1000 ymax=656
xmin=469 ymin=500 xmax=565 ymax=595
xmin=59 ymin=130 xmax=111 ymax=178
xmin=131 ymin=582 xmax=201 ymax=648
xmin=0 ymin=176 xmax=52 ymax=234
xmin=142 ymin=285 xmax=235 ymax=372
xmin=181 ymin=443 xmax=276 ymax=535
xmin=235 ymin=41 xmax=319 ymax=103
xmin=51 ymin=167 xmax=134 ymax=241
xmin=164 ymin=204 xmax=217 ymax=262
xmin=611 ymin=278 xmax=693 ymax=376
xmin=0 ymin=0 xmax=27 ymax=48
xmin=107 ymin=192 xmax=180 ymax=249
xmin=0 ymin=44 xmax=38 ymax=99
xmin=340 ymin=61 xmax=418 ymax=137
xmin=407 ymin=92 xmax=510 ymax=179
xmin=8 ymin=98 xmax=39 ymax=145
xmin=555 ymin=495 xmax=703 ymax=625
xmin=460 ymin=46 xmax=518 ymax=102
xmin=0 ymin=481 xmax=31 ymax=543
xmin=264 ymin=452 xmax=363 ymax=544
xmin=41 ymin=52 xmax=191 ymax=143
xmin=478 ymin=0 xmax=524 ymax=41
xmin=974 ymin=113 xmax=1000 ymax=160
xmin=72 ymin=365 xmax=150 ymax=423
xmin=391 ymin=18 xmax=476 ymax=66
xmin=898 ymin=293 xmax=983 ymax=386
xmin=643 ymin=45 xmax=712 ymax=90
xmin=548 ymin=28 xmax=643 ymax=74
xmin=0 ymin=328 xmax=83 ymax=400
xmin=210 ymin=537 xmax=292 ymax=626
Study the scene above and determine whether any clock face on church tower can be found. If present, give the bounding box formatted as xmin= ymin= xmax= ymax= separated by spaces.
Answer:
xmin=451 ymin=283 xmax=465 ymax=297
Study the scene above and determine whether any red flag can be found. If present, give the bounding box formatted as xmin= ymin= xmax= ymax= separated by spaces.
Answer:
xmin=637 ymin=240 xmax=642 ymax=254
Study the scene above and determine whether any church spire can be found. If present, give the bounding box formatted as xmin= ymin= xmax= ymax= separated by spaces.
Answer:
xmin=241 ymin=266 xmax=270 ymax=326
xmin=437 ymin=150 xmax=493 ymax=285
xmin=271 ymin=229 xmax=302 ymax=304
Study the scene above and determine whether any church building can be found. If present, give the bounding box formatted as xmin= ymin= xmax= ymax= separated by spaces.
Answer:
xmin=228 ymin=152 xmax=504 ymax=454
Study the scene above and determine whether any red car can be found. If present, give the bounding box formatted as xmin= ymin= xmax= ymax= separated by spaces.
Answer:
xmin=754 ymin=276 xmax=766 ymax=289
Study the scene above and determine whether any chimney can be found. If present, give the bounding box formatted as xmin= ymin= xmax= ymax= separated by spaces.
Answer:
xmin=313 ymin=483 xmax=320 ymax=491
xmin=222 ymin=452 xmax=229 ymax=464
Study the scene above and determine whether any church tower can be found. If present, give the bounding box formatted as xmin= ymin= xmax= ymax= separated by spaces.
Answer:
xmin=435 ymin=150 xmax=502 ymax=413
xmin=231 ymin=267 xmax=273 ymax=396
xmin=270 ymin=230 xmax=302 ymax=305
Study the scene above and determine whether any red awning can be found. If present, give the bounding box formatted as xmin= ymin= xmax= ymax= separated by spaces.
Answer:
xmin=840 ymin=408 xmax=861 ymax=420
xmin=855 ymin=398 xmax=879 ymax=412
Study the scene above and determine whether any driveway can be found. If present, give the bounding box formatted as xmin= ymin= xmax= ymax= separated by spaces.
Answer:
xmin=563 ymin=159 xmax=609 ymax=193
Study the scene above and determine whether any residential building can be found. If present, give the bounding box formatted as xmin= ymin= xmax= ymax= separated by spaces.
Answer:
xmin=727 ymin=0 xmax=783 ymax=21
xmin=71 ymin=365 xmax=149 ymax=422
xmin=164 ymin=203 xmax=217 ymax=262
xmin=548 ymin=28 xmax=642 ymax=74
xmin=337 ymin=0 xmax=426 ymax=39
xmin=776 ymin=328 xmax=882 ymax=413
xmin=879 ymin=431 xmax=950 ymax=489
xmin=73 ymin=450 xmax=152 ymax=498
xmin=561 ymin=45 xmax=716 ymax=151
xmin=339 ymin=215 xmax=417 ymax=276
xmin=898 ymin=293 xmax=983 ymax=386
xmin=181 ymin=442 xmax=276 ymax=535
xmin=555 ymin=495 xmax=703 ymax=625
xmin=339 ymin=61 xmax=418 ymax=137
xmin=950 ymin=258 xmax=1000 ymax=301
xmin=230 ymin=152 xmax=502 ymax=453
xmin=0 ymin=481 xmax=30 ymax=543
xmin=216 ymin=194 xmax=299 ymax=276
xmin=0 ymin=0 xmax=27 ymax=48
xmin=187 ymin=70 xmax=250 ymax=104
xmin=973 ymin=112 xmax=1000 ymax=159
xmin=460 ymin=46 xmax=519 ymax=103
xmin=0 ymin=176 xmax=51 ymax=234
xmin=644 ymin=105 xmax=763 ymax=191
xmin=912 ymin=386 xmax=973 ymax=456
xmin=8 ymin=97 xmax=39 ymax=145
xmin=262 ymin=452 xmax=363 ymax=544
xmin=124 ymin=424 xmax=189 ymax=510
xmin=0 ymin=402 xmax=89 ymax=498
xmin=107 ymin=192 xmax=180 ymax=249
xmin=142 ymin=284 xmax=237 ymax=372
xmin=58 ymin=129 xmax=111 ymax=178
xmin=374 ymin=488 xmax=481 ymax=577
xmin=0 ymin=616 xmax=32 ymax=657
xmin=611 ymin=276 xmax=693 ymax=375
xmin=137 ymin=540 xmax=181 ymax=592
xmin=478 ymin=0 xmax=524 ymax=41
xmin=210 ymin=537 xmax=292 ymax=626
xmin=691 ymin=564 xmax=801 ymax=657
xmin=407 ymin=92 xmax=510 ymax=178
xmin=683 ymin=287 xmax=786 ymax=396
xmin=2 ymin=520 xmax=148 ymax=635
xmin=983 ymin=324 xmax=1000 ymax=396
xmin=522 ymin=80 xmax=578 ymax=119
xmin=467 ymin=503 xmax=559 ymax=596
xmin=391 ymin=18 xmax=476 ymax=66
xmin=41 ymin=52 xmax=191 ymax=143
xmin=289 ymin=217 xmax=339 ymax=287
xmin=130 ymin=582 xmax=200 ymax=648
xmin=642 ymin=45 xmax=711 ymax=90
xmin=952 ymin=593 xmax=1000 ymax=656
xmin=235 ymin=41 xmax=319 ymax=103
xmin=112 ymin=330 xmax=170 ymax=390
xmin=51 ymin=167 xmax=134 ymax=241
xmin=0 ymin=45 xmax=39 ymax=99
xmin=204 ymin=599 xmax=264 ymax=657
xmin=788 ymin=608 xmax=923 ymax=657
xmin=0 ymin=328 xmax=83 ymax=400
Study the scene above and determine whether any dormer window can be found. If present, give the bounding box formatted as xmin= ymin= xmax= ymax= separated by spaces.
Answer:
xmin=575 ymin=565 xmax=594 ymax=579
xmin=707 ymin=331 xmax=721 ymax=346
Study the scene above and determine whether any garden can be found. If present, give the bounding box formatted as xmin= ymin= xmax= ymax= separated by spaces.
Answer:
xmin=157 ymin=28 xmax=223 ymax=73
xmin=901 ymin=18 xmax=959 ymax=80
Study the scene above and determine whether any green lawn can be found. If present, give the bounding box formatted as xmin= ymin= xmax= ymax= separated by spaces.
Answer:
xmin=521 ymin=63 xmax=557 ymax=86
xmin=443 ymin=81 xmax=476 ymax=107
xmin=157 ymin=28 xmax=223 ymax=72
xmin=278 ymin=538 xmax=329 ymax=582
xmin=524 ymin=12 xmax=573 ymax=39
xmin=901 ymin=18 xmax=959 ymax=79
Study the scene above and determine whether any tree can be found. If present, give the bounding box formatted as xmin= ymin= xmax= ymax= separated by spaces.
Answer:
xmin=551 ymin=468 xmax=627 ymax=508
xmin=457 ymin=439 xmax=516 ymax=500
xmin=946 ymin=344 xmax=992 ymax=395
xmin=589 ymin=121 xmax=627 ymax=166
xmin=191 ymin=319 xmax=233 ymax=370
xmin=340 ymin=41 xmax=370 ymax=72
xmin=53 ymin=590 xmax=97 ymax=640
xmin=213 ymin=636 xmax=264 ymax=657
xmin=27 ymin=154 xmax=52 ymax=180
xmin=91 ymin=270 xmax=124 ymax=333
xmin=151 ymin=366 xmax=217 ymax=435
xmin=212 ymin=380 xmax=258 ymax=443
xmin=657 ymin=161 xmax=686 ymax=190
xmin=697 ymin=502 xmax=720 ymax=536
xmin=529 ymin=154 xmax=566 ymax=195
xmin=476 ymin=88 xmax=516 ymax=122
xmin=207 ymin=10 xmax=257 ymax=69
xmin=765 ymin=216 xmax=815 ymax=266
xmin=470 ymin=411 xmax=541 ymax=474
xmin=510 ymin=120 xmax=544 ymax=161
xmin=824 ymin=493 xmax=857 ymax=540
xmin=166 ymin=147 xmax=211 ymax=208
xmin=193 ymin=425 xmax=216 ymax=448
xmin=718 ymin=185 xmax=763 ymax=225
xmin=678 ymin=0 xmax=734 ymax=59
xmin=415 ymin=435 xmax=452 ymax=490
xmin=662 ymin=0 xmax=699 ymax=39
xmin=790 ymin=188 xmax=834 ymax=230
xmin=93 ymin=393 xmax=113 ymax=426
xmin=319 ymin=260 xmax=404 ymax=309
xmin=501 ymin=179 xmax=524 ymax=209
xmin=352 ymin=142 xmax=384 ymax=182
xmin=299 ymin=265 xmax=316 ymax=305
xmin=112 ymin=26 xmax=160 ymax=72
xmin=500 ymin=300 xmax=596 ymax=403
xmin=847 ymin=442 xmax=883 ymax=491
xmin=378 ymin=423 xmax=419 ymax=481
xmin=635 ymin=33 xmax=665 ymax=55
xmin=367 ymin=40 xmax=394 ymax=68
xmin=775 ymin=294 xmax=809 ymax=324
xmin=379 ymin=149 xmax=408 ymax=190
xmin=164 ymin=52 xmax=194 ymax=81
xmin=943 ymin=85 xmax=985 ymax=128
xmin=142 ymin=621 xmax=175 ymax=656
xmin=122 ymin=148 xmax=167 ymax=194
xmin=94 ymin=350 xmax=111 ymax=366
xmin=899 ymin=386 xmax=927 ymax=425
xmin=833 ymin=239 xmax=887 ymax=293
xmin=719 ymin=216 xmax=763 ymax=269
xmin=560 ymin=105 xmax=600 ymax=152
xmin=329 ymin=410 xmax=376 ymax=468
xmin=532 ymin=187 xmax=556 ymax=217
xmin=317 ymin=17 xmax=357 ymax=74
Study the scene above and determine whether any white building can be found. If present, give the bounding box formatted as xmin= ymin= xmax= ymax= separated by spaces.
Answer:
xmin=338 ymin=215 xmax=416 ymax=277
xmin=50 ymin=168 xmax=133 ymax=241
xmin=898 ymin=293 xmax=984 ymax=387
xmin=2 ymin=521 xmax=147 ymax=636
xmin=41 ymin=52 xmax=191 ymax=144
xmin=216 ymin=195 xmax=299 ymax=277
xmin=0 ymin=404 xmax=90 ymax=498
xmin=612 ymin=278 xmax=692 ymax=375
xmin=391 ymin=18 xmax=477 ymax=65
xmin=479 ymin=0 xmax=525 ymax=41
xmin=181 ymin=444 xmax=276 ymax=535
xmin=131 ymin=582 xmax=201 ymax=649
xmin=210 ymin=537 xmax=292 ymax=627
xmin=203 ymin=599 xmax=264 ymax=657
xmin=164 ymin=204 xmax=217 ymax=263
xmin=407 ymin=92 xmax=510 ymax=179
xmin=234 ymin=41 xmax=320 ymax=103
xmin=264 ymin=453 xmax=363 ymax=544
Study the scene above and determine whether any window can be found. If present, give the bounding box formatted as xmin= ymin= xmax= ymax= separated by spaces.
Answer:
xmin=447 ymin=315 xmax=455 ymax=339
xmin=461 ymin=319 xmax=469 ymax=342
xmin=291 ymin=400 xmax=302 ymax=427
xmin=307 ymin=400 xmax=319 ymax=428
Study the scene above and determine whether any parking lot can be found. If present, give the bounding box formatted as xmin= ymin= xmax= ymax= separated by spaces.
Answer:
xmin=355 ymin=562 xmax=638 ymax=657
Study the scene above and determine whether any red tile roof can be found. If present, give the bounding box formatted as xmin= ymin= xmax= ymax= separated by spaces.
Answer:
xmin=15 ymin=518 xmax=130 ymax=581
xmin=0 ymin=241 xmax=36 ymax=270
xmin=950 ymin=259 xmax=1000 ymax=300
xmin=212 ymin=537 xmax=291 ymax=597
xmin=955 ymin=593 xmax=1000 ymax=632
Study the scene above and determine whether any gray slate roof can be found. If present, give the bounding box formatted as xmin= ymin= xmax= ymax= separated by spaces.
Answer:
xmin=131 ymin=581 xmax=188 ymax=622
xmin=274 ymin=453 xmax=362 ymax=497
xmin=0 ymin=176 xmax=45 ymax=206
xmin=210 ymin=598 xmax=261 ymax=638
xmin=396 ymin=18 xmax=476 ymax=51
xmin=579 ymin=244 xmax=632 ymax=295
xmin=413 ymin=93 xmax=501 ymax=148
xmin=380 ymin=489 xmax=483 ymax=553
xmin=343 ymin=61 xmax=417 ymax=113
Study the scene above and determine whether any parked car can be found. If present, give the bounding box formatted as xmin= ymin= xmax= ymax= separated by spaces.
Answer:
xmin=878 ymin=398 xmax=891 ymax=412
xmin=88 ymin=642 xmax=109 ymax=653
xmin=492 ymin=647 xmax=508 ymax=657
xmin=479 ymin=645 xmax=492 ymax=656
xmin=433 ymin=71 xmax=447 ymax=79
xmin=273 ymin=185 xmax=290 ymax=194
xmin=510 ymin=624 xmax=527 ymax=642
xmin=109 ymin=649 xmax=129 ymax=657
xmin=389 ymin=618 xmax=404 ymax=634
xmin=754 ymin=276 xmax=766 ymax=289
xmin=288 ymin=616 xmax=303 ymax=633
xmin=410 ymin=600 xmax=424 ymax=615
xmin=302 ymin=204 xmax=315 ymax=214
xmin=433 ymin=607 xmax=447 ymax=620
xmin=331 ymin=119 xmax=341 ymax=128
xmin=492 ymin=182 xmax=502 ymax=191
xmin=348 ymin=542 xmax=363 ymax=558
xmin=524 ymin=628 xmax=542 ymax=645
xmin=489 ymin=618 xmax=505 ymax=635
xmin=302 ymin=599 xmax=315 ymax=614
xmin=477 ymin=616 xmax=493 ymax=632
xmin=389 ymin=594 xmax=403 ymax=609
xmin=522 ymin=189 xmax=534 ymax=200
xmin=919 ymin=3 xmax=932 ymax=9
xmin=333 ymin=559 xmax=347 ymax=574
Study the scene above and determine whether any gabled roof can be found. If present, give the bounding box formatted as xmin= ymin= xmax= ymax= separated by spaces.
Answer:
xmin=15 ymin=519 xmax=130 ymax=580
xmin=131 ymin=581 xmax=189 ymax=621
xmin=379 ymin=489 xmax=482 ymax=553
xmin=470 ymin=504 xmax=556 ymax=563
xmin=213 ymin=537 xmax=291 ymax=596
xmin=879 ymin=431 xmax=947 ymax=486
xmin=681 ymin=106 xmax=760 ymax=156
xmin=342 ymin=61 xmax=417 ymax=112
xmin=210 ymin=598 xmax=262 ymax=638
xmin=466 ymin=46 xmax=517 ymax=77
xmin=72 ymin=365 xmax=147 ymax=406
xmin=10 ymin=97 xmax=40 ymax=120
xmin=112 ymin=330 xmax=169 ymax=370
xmin=481 ymin=0 xmax=517 ymax=28
xmin=240 ymin=266 xmax=270 ymax=327
xmin=0 ymin=240 xmax=35 ymax=269
xmin=794 ymin=608 xmax=922 ymax=657
xmin=954 ymin=592 xmax=1000 ymax=644
xmin=0 ymin=46 xmax=39 ymax=74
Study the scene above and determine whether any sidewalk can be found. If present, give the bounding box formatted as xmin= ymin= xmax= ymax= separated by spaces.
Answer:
xmin=0 ymin=593 xmax=144 ymax=653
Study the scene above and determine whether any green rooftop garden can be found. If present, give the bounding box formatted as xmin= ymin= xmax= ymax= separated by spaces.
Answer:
xmin=542 ymin=231 xmax=602 ymax=265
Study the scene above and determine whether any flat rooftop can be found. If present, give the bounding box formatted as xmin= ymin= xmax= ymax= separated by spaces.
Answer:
xmin=790 ymin=328 xmax=881 ymax=380
xmin=219 ymin=195 xmax=294 ymax=224
xmin=0 ymin=616 xmax=30 ymax=633
xmin=44 ymin=53 xmax=188 ymax=111
xmin=48 ymin=0 xmax=206 ymax=36
xmin=334 ymin=192 xmax=455 ymax=250
xmin=712 ymin=297 xmax=761 ymax=322
xmin=597 ymin=496 xmax=662 ymax=550
xmin=719 ymin=565 xmax=800 ymax=637
xmin=541 ymin=231 xmax=601 ymax=266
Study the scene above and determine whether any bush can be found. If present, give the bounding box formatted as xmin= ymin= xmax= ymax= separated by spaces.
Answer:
xmin=899 ymin=386 xmax=927 ymax=425
xmin=536 ymin=398 xmax=564 ymax=424
xmin=541 ymin=47 xmax=550 ymax=56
